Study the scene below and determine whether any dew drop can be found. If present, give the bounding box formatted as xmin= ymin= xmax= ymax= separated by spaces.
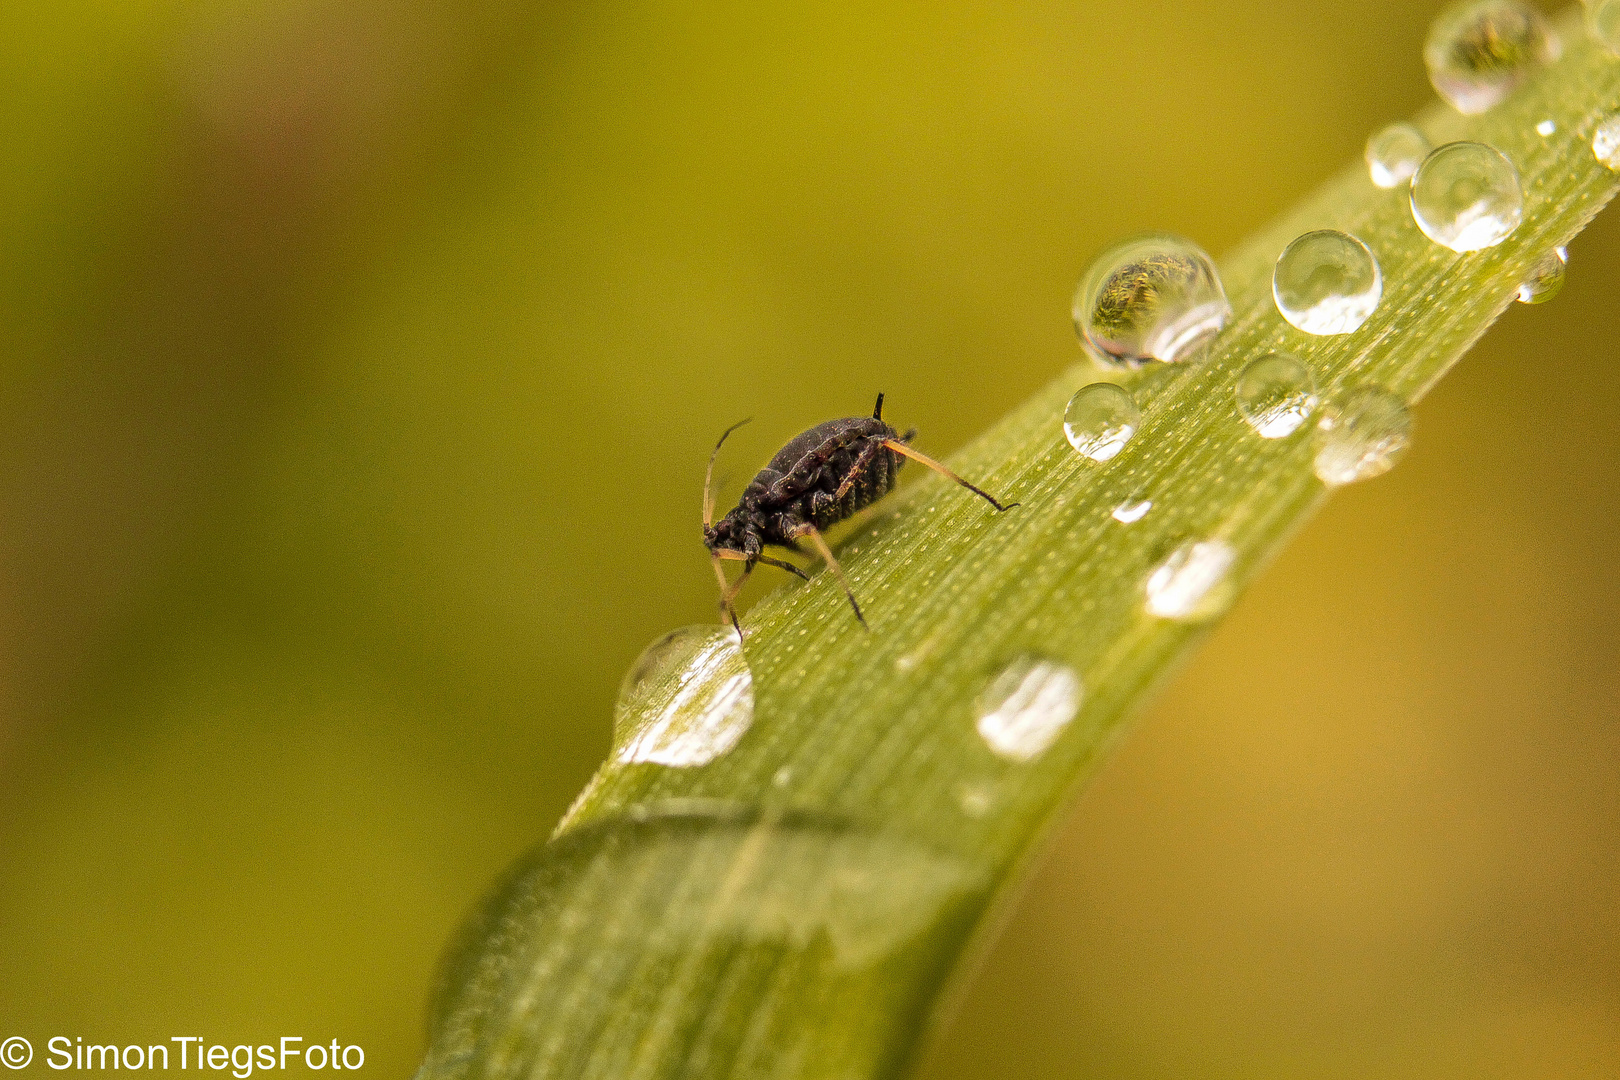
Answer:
xmin=1593 ymin=112 xmax=1620 ymax=171
xmin=974 ymin=656 xmax=1082 ymax=762
xmin=1235 ymin=353 xmax=1318 ymax=438
xmin=1535 ymin=119 xmax=1556 ymax=136
xmin=1365 ymin=122 xmax=1430 ymax=188
xmin=1516 ymin=246 xmax=1567 ymax=304
xmin=614 ymin=625 xmax=753 ymax=767
xmin=1313 ymin=387 xmax=1413 ymax=487
xmin=957 ymin=784 xmax=994 ymax=818
xmin=1272 ymin=231 xmax=1382 ymax=335
xmin=1424 ymin=0 xmax=1559 ymax=115
xmin=1111 ymin=496 xmax=1154 ymax=524
xmin=1410 ymin=142 xmax=1524 ymax=251
xmin=1589 ymin=0 xmax=1620 ymax=54
xmin=1063 ymin=383 xmax=1140 ymax=462
xmin=1145 ymin=540 xmax=1237 ymax=621
xmin=1072 ymin=234 xmax=1231 ymax=365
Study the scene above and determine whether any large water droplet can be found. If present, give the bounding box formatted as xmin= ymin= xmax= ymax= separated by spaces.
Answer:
xmin=1235 ymin=353 xmax=1318 ymax=438
xmin=1063 ymin=383 xmax=1140 ymax=462
xmin=1424 ymin=0 xmax=1558 ymax=115
xmin=1593 ymin=112 xmax=1620 ymax=171
xmin=1072 ymin=234 xmax=1231 ymax=365
xmin=1366 ymin=123 xmax=1431 ymax=188
xmin=1517 ymin=246 xmax=1568 ymax=304
xmin=1111 ymin=496 xmax=1154 ymax=524
xmin=614 ymin=625 xmax=753 ymax=767
xmin=974 ymin=656 xmax=1083 ymax=762
xmin=1589 ymin=0 xmax=1620 ymax=54
xmin=1272 ymin=231 xmax=1382 ymax=335
xmin=1144 ymin=540 xmax=1237 ymax=620
xmin=1313 ymin=387 xmax=1413 ymax=487
xmin=1410 ymin=142 xmax=1524 ymax=252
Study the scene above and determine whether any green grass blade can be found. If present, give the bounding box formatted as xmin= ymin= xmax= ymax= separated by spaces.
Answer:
xmin=418 ymin=11 xmax=1619 ymax=1080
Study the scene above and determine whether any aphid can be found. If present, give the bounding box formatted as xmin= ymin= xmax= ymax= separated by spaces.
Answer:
xmin=701 ymin=393 xmax=1017 ymax=634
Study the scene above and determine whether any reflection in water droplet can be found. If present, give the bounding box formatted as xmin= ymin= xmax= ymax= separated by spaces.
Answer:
xmin=974 ymin=656 xmax=1082 ymax=762
xmin=1064 ymin=383 xmax=1140 ymax=462
xmin=1273 ymin=231 xmax=1382 ymax=335
xmin=1144 ymin=540 xmax=1237 ymax=620
xmin=1589 ymin=0 xmax=1620 ymax=54
xmin=614 ymin=625 xmax=753 ymax=767
xmin=1313 ymin=387 xmax=1413 ymax=487
xmin=1111 ymin=497 xmax=1154 ymax=524
xmin=1594 ymin=112 xmax=1620 ymax=171
xmin=1235 ymin=353 xmax=1318 ymax=438
xmin=1517 ymin=246 xmax=1568 ymax=304
xmin=1366 ymin=123 xmax=1430 ymax=188
xmin=1424 ymin=0 xmax=1558 ymax=115
xmin=1535 ymin=119 xmax=1556 ymax=136
xmin=1411 ymin=142 xmax=1524 ymax=251
xmin=1072 ymin=234 xmax=1231 ymax=365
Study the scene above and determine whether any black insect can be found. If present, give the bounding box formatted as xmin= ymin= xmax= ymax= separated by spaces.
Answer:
xmin=701 ymin=393 xmax=1016 ymax=634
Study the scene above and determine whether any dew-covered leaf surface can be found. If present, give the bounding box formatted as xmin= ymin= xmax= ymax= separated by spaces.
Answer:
xmin=417 ymin=11 xmax=1618 ymax=1080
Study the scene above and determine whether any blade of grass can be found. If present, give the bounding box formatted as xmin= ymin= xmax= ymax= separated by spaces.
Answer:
xmin=418 ymin=9 xmax=1619 ymax=1080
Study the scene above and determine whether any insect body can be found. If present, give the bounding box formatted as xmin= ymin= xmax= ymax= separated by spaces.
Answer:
xmin=702 ymin=393 xmax=1016 ymax=634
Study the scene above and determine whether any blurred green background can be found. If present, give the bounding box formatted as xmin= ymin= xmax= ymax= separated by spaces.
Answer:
xmin=1 ymin=1 xmax=1615 ymax=1077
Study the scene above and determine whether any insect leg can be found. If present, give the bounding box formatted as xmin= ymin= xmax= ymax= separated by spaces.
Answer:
xmin=790 ymin=523 xmax=868 ymax=630
xmin=881 ymin=439 xmax=1019 ymax=512
xmin=711 ymin=550 xmax=753 ymax=639
xmin=833 ymin=438 xmax=887 ymax=502
xmin=754 ymin=554 xmax=810 ymax=581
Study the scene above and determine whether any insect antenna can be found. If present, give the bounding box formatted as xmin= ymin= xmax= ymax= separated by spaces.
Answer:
xmin=703 ymin=418 xmax=752 ymax=528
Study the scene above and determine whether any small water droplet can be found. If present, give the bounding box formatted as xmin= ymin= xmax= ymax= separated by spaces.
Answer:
xmin=614 ymin=625 xmax=753 ymax=767
xmin=1072 ymin=234 xmax=1231 ymax=365
xmin=1410 ymin=142 xmax=1524 ymax=251
xmin=772 ymin=765 xmax=793 ymax=787
xmin=1535 ymin=118 xmax=1556 ymax=136
xmin=1588 ymin=0 xmax=1620 ymax=54
xmin=1366 ymin=122 xmax=1430 ymax=188
xmin=1313 ymin=387 xmax=1413 ymax=487
xmin=1424 ymin=0 xmax=1559 ymax=115
xmin=1593 ymin=112 xmax=1620 ymax=171
xmin=1235 ymin=353 xmax=1318 ymax=438
xmin=957 ymin=784 xmax=994 ymax=817
xmin=1064 ymin=383 xmax=1140 ymax=462
xmin=1272 ymin=231 xmax=1382 ymax=335
xmin=1111 ymin=497 xmax=1154 ymax=523
xmin=974 ymin=656 xmax=1082 ymax=762
xmin=1144 ymin=540 xmax=1237 ymax=620
xmin=1516 ymin=246 xmax=1568 ymax=304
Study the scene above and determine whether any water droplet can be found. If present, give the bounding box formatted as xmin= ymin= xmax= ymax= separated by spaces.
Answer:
xmin=1588 ymin=0 xmax=1620 ymax=54
xmin=614 ymin=625 xmax=753 ymax=767
xmin=974 ymin=656 xmax=1082 ymax=762
xmin=1535 ymin=119 xmax=1556 ymax=136
xmin=1272 ymin=231 xmax=1382 ymax=335
xmin=1072 ymin=234 xmax=1231 ymax=365
xmin=1424 ymin=0 xmax=1558 ymax=115
xmin=1144 ymin=540 xmax=1237 ymax=620
xmin=1111 ymin=497 xmax=1154 ymax=524
xmin=1593 ymin=112 xmax=1620 ymax=171
xmin=1516 ymin=246 xmax=1568 ymax=304
xmin=1235 ymin=353 xmax=1318 ymax=438
xmin=1063 ymin=383 xmax=1140 ymax=462
xmin=957 ymin=784 xmax=994 ymax=817
xmin=1410 ymin=142 xmax=1524 ymax=251
xmin=772 ymin=765 xmax=793 ymax=787
xmin=1313 ymin=387 xmax=1413 ymax=487
xmin=1365 ymin=122 xmax=1431 ymax=188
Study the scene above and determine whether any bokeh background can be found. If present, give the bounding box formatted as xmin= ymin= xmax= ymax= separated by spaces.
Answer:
xmin=1 ymin=1 xmax=1615 ymax=1077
